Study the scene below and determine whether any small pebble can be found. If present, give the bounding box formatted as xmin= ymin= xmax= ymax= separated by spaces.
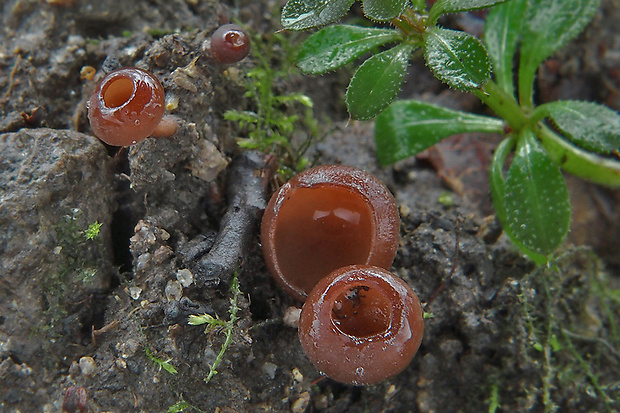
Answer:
xmin=165 ymin=280 xmax=183 ymax=301
xmin=283 ymin=307 xmax=302 ymax=328
xmin=291 ymin=391 xmax=310 ymax=413
xmin=128 ymin=286 xmax=142 ymax=300
xmin=291 ymin=367 xmax=303 ymax=383
xmin=78 ymin=356 xmax=96 ymax=377
xmin=176 ymin=269 xmax=194 ymax=287
xmin=262 ymin=362 xmax=278 ymax=380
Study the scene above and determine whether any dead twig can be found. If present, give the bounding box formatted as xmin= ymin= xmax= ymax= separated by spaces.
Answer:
xmin=4 ymin=55 xmax=21 ymax=98
xmin=184 ymin=151 xmax=276 ymax=288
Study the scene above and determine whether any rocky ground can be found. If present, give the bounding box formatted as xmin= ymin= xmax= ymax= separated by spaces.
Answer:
xmin=1 ymin=0 xmax=619 ymax=412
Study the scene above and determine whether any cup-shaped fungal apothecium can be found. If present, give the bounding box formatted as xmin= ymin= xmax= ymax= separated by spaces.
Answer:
xmin=210 ymin=24 xmax=251 ymax=64
xmin=298 ymin=265 xmax=424 ymax=385
xmin=261 ymin=165 xmax=400 ymax=301
xmin=87 ymin=67 xmax=165 ymax=146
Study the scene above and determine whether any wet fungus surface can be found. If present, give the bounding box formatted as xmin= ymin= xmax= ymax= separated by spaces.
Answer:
xmin=298 ymin=265 xmax=424 ymax=385
xmin=87 ymin=67 xmax=165 ymax=146
xmin=261 ymin=165 xmax=400 ymax=301
xmin=210 ymin=23 xmax=251 ymax=64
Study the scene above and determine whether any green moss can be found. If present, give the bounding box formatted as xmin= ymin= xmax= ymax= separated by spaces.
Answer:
xmin=223 ymin=29 xmax=322 ymax=177
xmin=488 ymin=247 xmax=619 ymax=412
xmin=39 ymin=209 xmax=104 ymax=334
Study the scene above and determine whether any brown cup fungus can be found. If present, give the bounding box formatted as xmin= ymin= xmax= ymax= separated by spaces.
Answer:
xmin=261 ymin=165 xmax=400 ymax=301
xmin=87 ymin=67 xmax=165 ymax=146
xmin=298 ymin=265 xmax=424 ymax=385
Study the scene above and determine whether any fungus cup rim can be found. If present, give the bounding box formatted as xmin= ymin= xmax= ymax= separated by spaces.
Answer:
xmin=298 ymin=265 xmax=424 ymax=385
xmin=261 ymin=165 xmax=400 ymax=301
xmin=87 ymin=67 xmax=165 ymax=146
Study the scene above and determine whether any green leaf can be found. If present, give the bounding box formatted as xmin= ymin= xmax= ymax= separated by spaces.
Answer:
xmin=429 ymin=0 xmax=508 ymax=25
xmin=424 ymin=27 xmax=491 ymax=91
xmin=535 ymin=101 xmax=620 ymax=154
xmin=161 ymin=361 xmax=178 ymax=375
xmin=281 ymin=0 xmax=355 ymax=30
xmin=484 ymin=0 xmax=527 ymax=96
xmin=296 ymin=25 xmax=402 ymax=74
xmin=274 ymin=92 xmax=314 ymax=107
xmin=362 ymin=0 xmax=408 ymax=21
xmin=374 ymin=99 xmax=505 ymax=165
xmin=503 ymin=130 xmax=571 ymax=256
xmin=489 ymin=137 xmax=548 ymax=264
xmin=346 ymin=43 xmax=414 ymax=120
xmin=167 ymin=400 xmax=190 ymax=413
xmin=188 ymin=313 xmax=218 ymax=326
xmin=518 ymin=0 xmax=600 ymax=107
xmin=224 ymin=110 xmax=260 ymax=125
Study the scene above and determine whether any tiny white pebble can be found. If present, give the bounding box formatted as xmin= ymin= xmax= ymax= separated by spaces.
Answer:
xmin=283 ymin=307 xmax=302 ymax=328
xmin=79 ymin=356 xmax=97 ymax=377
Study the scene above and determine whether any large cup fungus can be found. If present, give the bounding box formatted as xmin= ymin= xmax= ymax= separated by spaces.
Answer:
xmin=261 ymin=165 xmax=400 ymax=301
xmin=298 ymin=265 xmax=424 ymax=385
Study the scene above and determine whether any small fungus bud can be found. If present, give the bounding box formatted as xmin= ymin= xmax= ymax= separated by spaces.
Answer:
xmin=298 ymin=265 xmax=424 ymax=385
xmin=261 ymin=165 xmax=400 ymax=301
xmin=209 ymin=23 xmax=251 ymax=64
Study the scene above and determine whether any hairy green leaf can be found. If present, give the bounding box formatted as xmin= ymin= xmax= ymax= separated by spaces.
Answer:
xmin=374 ymin=99 xmax=504 ymax=165
xmin=489 ymin=137 xmax=548 ymax=264
xmin=484 ymin=0 xmax=526 ymax=96
xmin=504 ymin=130 xmax=571 ymax=256
xmin=296 ymin=25 xmax=402 ymax=74
xmin=346 ymin=43 xmax=414 ymax=120
xmin=518 ymin=0 xmax=600 ymax=106
xmin=429 ymin=0 xmax=508 ymax=24
xmin=424 ymin=27 xmax=491 ymax=91
xmin=362 ymin=0 xmax=408 ymax=21
xmin=536 ymin=100 xmax=620 ymax=154
xmin=281 ymin=0 xmax=355 ymax=30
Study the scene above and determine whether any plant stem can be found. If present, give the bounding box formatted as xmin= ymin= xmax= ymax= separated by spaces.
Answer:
xmin=474 ymin=80 xmax=530 ymax=131
xmin=561 ymin=329 xmax=614 ymax=413
xmin=536 ymin=125 xmax=620 ymax=186
xmin=204 ymin=271 xmax=241 ymax=383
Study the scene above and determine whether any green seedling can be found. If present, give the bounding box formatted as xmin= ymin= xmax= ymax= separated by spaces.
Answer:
xmin=281 ymin=0 xmax=620 ymax=263
xmin=188 ymin=270 xmax=242 ymax=383
xmin=83 ymin=221 xmax=102 ymax=241
xmin=145 ymin=347 xmax=178 ymax=375
xmin=167 ymin=399 xmax=207 ymax=413
xmin=487 ymin=382 xmax=500 ymax=413
xmin=167 ymin=400 xmax=191 ymax=413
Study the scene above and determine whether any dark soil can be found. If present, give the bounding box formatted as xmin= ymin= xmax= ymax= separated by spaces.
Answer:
xmin=1 ymin=1 xmax=619 ymax=412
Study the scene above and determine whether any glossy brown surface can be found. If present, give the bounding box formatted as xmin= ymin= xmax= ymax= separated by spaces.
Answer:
xmin=298 ymin=265 xmax=424 ymax=385
xmin=261 ymin=165 xmax=400 ymax=301
xmin=210 ymin=24 xmax=251 ymax=64
xmin=87 ymin=67 xmax=165 ymax=146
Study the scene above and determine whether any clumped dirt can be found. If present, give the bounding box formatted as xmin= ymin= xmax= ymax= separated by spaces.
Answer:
xmin=1 ymin=1 xmax=619 ymax=412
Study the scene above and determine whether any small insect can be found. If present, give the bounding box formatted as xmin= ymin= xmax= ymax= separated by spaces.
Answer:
xmin=332 ymin=285 xmax=370 ymax=319
xmin=343 ymin=285 xmax=370 ymax=307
